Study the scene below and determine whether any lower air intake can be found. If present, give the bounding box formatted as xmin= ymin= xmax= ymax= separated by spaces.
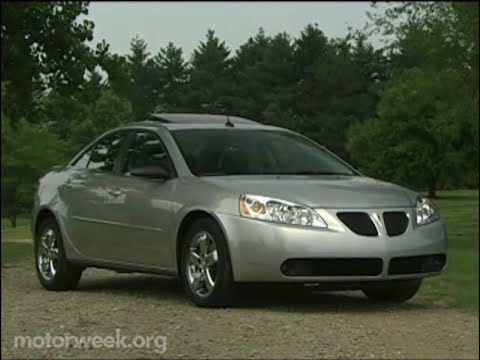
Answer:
xmin=281 ymin=258 xmax=383 ymax=276
xmin=389 ymin=254 xmax=446 ymax=275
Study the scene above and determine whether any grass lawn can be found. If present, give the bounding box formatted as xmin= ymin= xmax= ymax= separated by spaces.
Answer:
xmin=1 ymin=216 xmax=31 ymax=231
xmin=1 ymin=216 xmax=31 ymax=241
xmin=1 ymin=242 xmax=33 ymax=265
xmin=1 ymin=226 xmax=31 ymax=241
xmin=1 ymin=216 xmax=33 ymax=266
xmin=0 ymin=190 xmax=478 ymax=312
xmin=418 ymin=189 xmax=479 ymax=313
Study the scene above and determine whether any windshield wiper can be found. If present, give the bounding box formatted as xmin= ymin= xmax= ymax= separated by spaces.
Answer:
xmin=198 ymin=171 xmax=356 ymax=176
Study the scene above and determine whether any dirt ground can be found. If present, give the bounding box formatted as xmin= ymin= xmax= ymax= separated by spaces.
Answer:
xmin=2 ymin=260 xmax=478 ymax=359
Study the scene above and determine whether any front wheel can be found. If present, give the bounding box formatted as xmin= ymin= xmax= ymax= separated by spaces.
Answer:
xmin=180 ymin=217 xmax=236 ymax=307
xmin=34 ymin=217 xmax=83 ymax=291
xmin=362 ymin=279 xmax=422 ymax=303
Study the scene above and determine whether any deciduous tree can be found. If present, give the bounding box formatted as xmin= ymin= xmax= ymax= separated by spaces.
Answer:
xmin=1 ymin=2 xmax=95 ymax=121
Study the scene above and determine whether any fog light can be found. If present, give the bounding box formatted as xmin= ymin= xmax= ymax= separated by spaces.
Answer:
xmin=281 ymin=262 xmax=291 ymax=275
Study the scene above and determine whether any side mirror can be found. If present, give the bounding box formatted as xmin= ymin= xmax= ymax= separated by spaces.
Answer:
xmin=130 ymin=166 xmax=171 ymax=180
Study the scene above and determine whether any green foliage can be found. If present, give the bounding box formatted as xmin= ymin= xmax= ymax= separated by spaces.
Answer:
xmin=353 ymin=1 xmax=479 ymax=192
xmin=256 ymin=32 xmax=297 ymax=110
xmin=1 ymin=116 xmax=67 ymax=225
xmin=368 ymin=2 xmax=478 ymax=91
xmin=183 ymin=29 xmax=233 ymax=113
xmin=36 ymin=71 xmax=107 ymax=140
xmin=127 ymin=36 xmax=162 ymax=121
xmin=0 ymin=1 xmax=478 ymax=223
xmin=154 ymin=42 xmax=189 ymax=112
xmin=99 ymin=36 xmax=166 ymax=121
xmin=229 ymin=28 xmax=272 ymax=119
xmin=70 ymin=90 xmax=133 ymax=154
xmin=293 ymin=23 xmax=329 ymax=84
xmin=97 ymin=45 xmax=132 ymax=104
xmin=233 ymin=28 xmax=270 ymax=73
xmin=1 ymin=2 xmax=95 ymax=121
xmin=39 ymin=91 xmax=89 ymax=140
xmin=348 ymin=67 xmax=476 ymax=196
xmin=289 ymin=29 xmax=384 ymax=159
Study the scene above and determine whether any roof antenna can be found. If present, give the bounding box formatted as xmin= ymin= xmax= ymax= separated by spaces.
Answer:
xmin=225 ymin=115 xmax=234 ymax=128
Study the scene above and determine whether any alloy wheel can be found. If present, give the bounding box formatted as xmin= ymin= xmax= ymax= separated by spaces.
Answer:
xmin=37 ymin=228 xmax=59 ymax=281
xmin=186 ymin=231 xmax=218 ymax=297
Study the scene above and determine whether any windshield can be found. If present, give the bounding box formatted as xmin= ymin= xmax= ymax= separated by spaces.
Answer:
xmin=171 ymin=129 xmax=359 ymax=177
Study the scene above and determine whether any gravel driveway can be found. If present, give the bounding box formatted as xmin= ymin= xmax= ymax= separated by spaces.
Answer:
xmin=2 ymin=259 xmax=478 ymax=359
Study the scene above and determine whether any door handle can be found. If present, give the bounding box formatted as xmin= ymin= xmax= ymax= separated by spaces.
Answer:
xmin=108 ymin=187 xmax=124 ymax=197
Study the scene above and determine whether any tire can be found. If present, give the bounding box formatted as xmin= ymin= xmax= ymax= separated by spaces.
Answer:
xmin=362 ymin=279 xmax=422 ymax=303
xmin=34 ymin=217 xmax=83 ymax=291
xmin=180 ymin=217 xmax=236 ymax=307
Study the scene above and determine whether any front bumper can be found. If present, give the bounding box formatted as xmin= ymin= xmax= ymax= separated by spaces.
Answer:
xmin=216 ymin=207 xmax=447 ymax=282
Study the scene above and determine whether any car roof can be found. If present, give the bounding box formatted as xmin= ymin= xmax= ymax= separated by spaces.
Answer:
xmin=130 ymin=113 xmax=283 ymax=131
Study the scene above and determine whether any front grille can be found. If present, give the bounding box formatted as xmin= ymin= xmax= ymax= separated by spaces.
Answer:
xmin=389 ymin=254 xmax=446 ymax=275
xmin=337 ymin=212 xmax=378 ymax=236
xmin=281 ymin=258 xmax=383 ymax=276
xmin=383 ymin=212 xmax=409 ymax=236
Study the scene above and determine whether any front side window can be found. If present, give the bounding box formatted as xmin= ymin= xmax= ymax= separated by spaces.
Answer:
xmin=123 ymin=131 xmax=175 ymax=175
xmin=73 ymin=151 xmax=90 ymax=168
xmin=86 ymin=131 xmax=127 ymax=172
xmin=171 ymin=129 xmax=358 ymax=177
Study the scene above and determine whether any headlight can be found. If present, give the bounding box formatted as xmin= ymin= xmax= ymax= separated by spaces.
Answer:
xmin=239 ymin=194 xmax=327 ymax=228
xmin=416 ymin=197 xmax=440 ymax=225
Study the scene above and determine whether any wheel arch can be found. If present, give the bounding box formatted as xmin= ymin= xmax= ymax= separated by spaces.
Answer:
xmin=34 ymin=207 xmax=58 ymax=237
xmin=175 ymin=209 xmax=232 ymax=276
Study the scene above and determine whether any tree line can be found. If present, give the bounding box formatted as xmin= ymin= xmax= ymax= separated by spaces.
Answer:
xmin=1 ymin=1 xmax=478 ymax=226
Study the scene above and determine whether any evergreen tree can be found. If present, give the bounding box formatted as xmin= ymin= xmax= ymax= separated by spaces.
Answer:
xmin=183 ymin=30 xmax=233 ymax=113
xmin=230 ymin=28 xmax=271 ymax=118
xmin=127 ymin=36 xmax=162 ymax=120
xmin=154 ymin=42 xmax=189 ymax=111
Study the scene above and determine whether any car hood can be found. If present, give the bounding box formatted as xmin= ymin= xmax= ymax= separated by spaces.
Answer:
xmin=202 ymin=175 xmax=417 ymax=209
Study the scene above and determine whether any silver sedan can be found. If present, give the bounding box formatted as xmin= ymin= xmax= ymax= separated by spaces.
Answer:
xmin=32 ymin=113 xmax=447 ymax=307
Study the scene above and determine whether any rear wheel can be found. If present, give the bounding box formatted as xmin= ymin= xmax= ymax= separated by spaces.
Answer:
xmin=180 ymin=217 xmax=236 ymax=307
xmin=362 ymin=279 xmax=422 ymax=303
xmin=35 ymin=217 xmax=83 ymax=291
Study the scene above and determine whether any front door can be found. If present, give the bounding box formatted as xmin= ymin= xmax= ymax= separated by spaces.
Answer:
xmin=65 ymin=130 xmax=130 ymax=261
xmin=100 ymin=129 xmax=177 ymax=268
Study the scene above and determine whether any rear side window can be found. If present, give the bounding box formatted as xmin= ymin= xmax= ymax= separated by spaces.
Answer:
xmin=123 ymin=131 xmax=175 ymax=175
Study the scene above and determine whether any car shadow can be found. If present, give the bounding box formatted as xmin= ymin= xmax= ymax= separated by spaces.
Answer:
xmin=236 ymin=290 xmax=430 ymax=313
xmin=78 ymin=271 xmax=184 ymax=301
xmin=77 ymin=270 xmax=434 ymax=313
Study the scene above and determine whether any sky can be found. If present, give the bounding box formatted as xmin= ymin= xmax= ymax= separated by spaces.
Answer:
xmin=86 ymin=1 xmax=377 ymax=59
